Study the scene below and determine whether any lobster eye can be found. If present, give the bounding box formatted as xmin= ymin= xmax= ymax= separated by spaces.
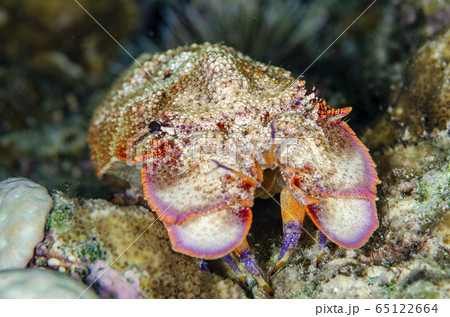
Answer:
xmin=148 ymin=121 xmax=162 ymax=133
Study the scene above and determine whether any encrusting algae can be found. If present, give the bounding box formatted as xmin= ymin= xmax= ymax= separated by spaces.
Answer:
xmin=32 ymin=191 xmax=245 ymax=298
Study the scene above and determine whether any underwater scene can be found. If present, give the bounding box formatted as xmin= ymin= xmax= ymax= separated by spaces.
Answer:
xmin=0 ymin=0 xmax=449 ymax=299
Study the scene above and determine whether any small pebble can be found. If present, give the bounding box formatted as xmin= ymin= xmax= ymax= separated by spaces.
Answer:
xmin=47 ymin=258 xmax=60 ymax=267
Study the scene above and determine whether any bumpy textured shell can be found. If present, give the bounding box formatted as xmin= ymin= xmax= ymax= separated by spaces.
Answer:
xmin=88 ymin=43 xmax=308 ymax=181
xmin=88 ymin=43 xmax=379 ymax=259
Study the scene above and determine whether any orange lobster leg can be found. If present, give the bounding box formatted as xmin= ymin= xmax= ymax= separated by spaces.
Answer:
xmin=270 ymin=188 xmax=306 ymax=276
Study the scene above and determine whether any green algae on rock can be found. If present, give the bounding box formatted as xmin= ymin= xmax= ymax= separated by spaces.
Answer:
xmin=32 ymin=191 xmax=245 ymax=298
xmin=365 ymin=131 xmax=450 ymax=298
xmin=0 ymin=268 xmax=97 ymax=299
xmin=0 ymin=177 xmax=53 ymax=270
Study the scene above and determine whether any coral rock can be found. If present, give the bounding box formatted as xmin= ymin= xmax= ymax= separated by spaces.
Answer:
xmin=0 ymin=268 xmax=97 ymax=299
xmin=0 ymin=177 xmax=52 ymax=270
xmin=365 ymin=25 xmax=450 ymax=149
xmin=32 ymin=191 xmax=244 ymax=298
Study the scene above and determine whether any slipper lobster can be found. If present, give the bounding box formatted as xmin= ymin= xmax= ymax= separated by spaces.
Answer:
xmin=88 ymin=43 xmax=379 ymax=295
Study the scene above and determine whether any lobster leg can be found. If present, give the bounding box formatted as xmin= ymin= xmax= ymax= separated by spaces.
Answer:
xmin=222 ymin=254 xmax=248 ymax=285
xmin=232 ymin=239 xmax=272 ymax=295
xmin=270 ymin=188 xmax=306 ymax=276
xmin=316 ymin=231 xmax=327 ymax=267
